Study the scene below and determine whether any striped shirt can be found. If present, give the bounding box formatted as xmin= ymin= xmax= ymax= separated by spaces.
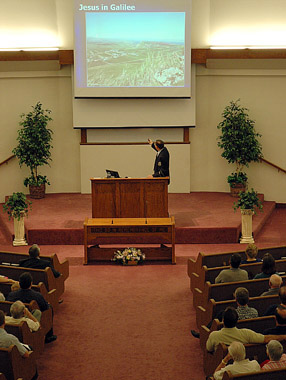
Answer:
xmin=262 ymin=354 xmax=286 ymax=370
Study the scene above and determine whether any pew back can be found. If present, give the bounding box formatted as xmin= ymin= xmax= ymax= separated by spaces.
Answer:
xmin=0 ymin=250 xmax=69 ymax=281
xmin=193 ymin=276 xmax=286 ymax=310
xmin=188 ymin=245 xmax=286 ymax=278
xmin=0 ymin=345 xmax=37 ymax=380
xmin=222 ymin=368 xmax=286 ymax=380
xmin=196 ymin=294 xmax=279 ymax=329
xmin=191 ymin=259 xmax=286 ymax=292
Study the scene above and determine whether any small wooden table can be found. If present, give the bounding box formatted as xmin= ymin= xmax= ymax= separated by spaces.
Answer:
xmin=83 ymin=217 xmax=175 ymax=264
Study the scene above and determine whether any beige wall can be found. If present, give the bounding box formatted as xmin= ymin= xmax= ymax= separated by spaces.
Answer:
xmin=1 ymin=1 xmax=286 ymax=203
xmin=191 ymin=64 xmax=286 ymax=202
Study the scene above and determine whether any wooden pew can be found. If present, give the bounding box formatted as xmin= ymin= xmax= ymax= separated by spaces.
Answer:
xmin=190 ymin=259 xmax=286 ymax=293
xmin=0 ymin=282 xmax=57 ymax=311
xmin=201 ymin=317 xmax=283 ymax=377
xmin=0 ymin=265 xmax=64 ymax=303
xmin=188 ymin=245 xmax=286 ymax=281
xmin=0 ymin=300 xmax=52 ymax=337
xmin=0 ymin=345 xmax=37 ymax=380
xmin=221 ymin=368 xmax=286 ymax=380
xmin=196 ymin=294 xmax=279 ymax=329
xmin=193 ymin=276 xmax=286 ymax=310
xmin=0 ymin=250 xmax=69 ymax=281
xmin=5 ymin=321 xmax=44 ymax=359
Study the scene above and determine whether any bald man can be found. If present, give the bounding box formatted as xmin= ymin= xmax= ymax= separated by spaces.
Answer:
xmin=261 ymin=274 xmax=283 ymax=297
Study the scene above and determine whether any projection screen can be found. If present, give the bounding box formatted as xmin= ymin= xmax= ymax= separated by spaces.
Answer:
xmin=74 ymin=0 xmax=191 ymax=98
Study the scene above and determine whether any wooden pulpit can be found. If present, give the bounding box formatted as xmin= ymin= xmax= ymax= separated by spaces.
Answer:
xmin=90 ymin=177 xmax=169 ymax=218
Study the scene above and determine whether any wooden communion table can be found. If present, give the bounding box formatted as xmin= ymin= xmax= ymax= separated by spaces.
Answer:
xmin=83 ymin=217 xmax=175 ymax=264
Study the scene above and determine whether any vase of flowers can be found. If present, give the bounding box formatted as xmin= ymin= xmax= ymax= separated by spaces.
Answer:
xmin=112 ymin=247 xmax=145 ymax=265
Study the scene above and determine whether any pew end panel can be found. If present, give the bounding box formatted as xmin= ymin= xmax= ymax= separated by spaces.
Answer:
xmin=0 ymin=345 xmax=37 ymax=380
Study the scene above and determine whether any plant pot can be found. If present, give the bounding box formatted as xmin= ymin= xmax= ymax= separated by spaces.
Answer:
xmin=240 ymin=209 xmax=254 ymax=244
xmin=230 ymin=183 xmax=246 ymax=197
xmin=29 ymin=184 xmax=46 ymax=199
xmin=13 ymin=216 xmax=28 ymax=246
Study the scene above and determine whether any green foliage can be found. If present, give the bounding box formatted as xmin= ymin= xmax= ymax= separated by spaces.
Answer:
xmin=233 ymin=188 xmax=263 ymax=214
xmin=217 ymin=100 xmax=263 ymax=172
xmin=24 ymin=175 xmax=50 ymax=187
xmin=3 ymin=192 xmax=32 ymax=221
xmin=12 ymin=102 xmax=53 ymax=187
xmin=227 ymin=172 xmax=248 ymax=187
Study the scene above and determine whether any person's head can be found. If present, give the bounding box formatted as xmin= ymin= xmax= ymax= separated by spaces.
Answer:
xmin=234 ymin=287 xmax=249 ymax=306
xmin=0 ymin=292 xmax=4 ymax=301
xmin=245 ymin=244 xmax=258 ymax=259
xmin=266 ymin=340 xmax=283 ymax=361
xmin=279 ymin=286 xmax=286 ymax=305
xmin=29 ymin=244 xmax=40 ymax=258
xmin=10 ymin=301 xmax=25 ymax=319
xmin=275 ymin=305 xmax=286 ymax=325
xmin=230 ymin=253 xmax=241 ymax=269
xmin=155 ymin=139 xmax=164 ymax=151
xmin=19 ymin=272 xmax=33 ymax=290
xmin=269 ymin=274 xmax=282 ymax=289
xmin=0 ymin=310 xmax=5 ymax=327
xmin=11 ymin=281 xmax=20 ymax=292
xmin=228 ymin=341 xmax=246 ymax=362
xmin=223 ymin=307 xmax=238 ymax=328
xmin=261 ymin=253 xmax=276 ymax=275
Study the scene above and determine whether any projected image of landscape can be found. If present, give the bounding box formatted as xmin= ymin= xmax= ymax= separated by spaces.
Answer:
xmin=86 ymin=12 xmax=185 ymax=87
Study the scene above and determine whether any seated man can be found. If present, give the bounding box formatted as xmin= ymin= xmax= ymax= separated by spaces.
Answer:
xmin=215 ymin=253 xmax=248 ymax=283
xmin=241 ymin=244 xmax=261 ymax=264
xmin=206 ymin=307 xmax=286 ymax=353
xmin=0 ymin=310 xmax=29 ymax=357
xmin=263 ymin=305 xmax=286 ymax=335
xmin=235 ymin=287 xmax=258 ymax=320
xmin=5 ymin=300 xmax=40 ymax=332
xmin=262 ymin=340 xmax=286 ymax=370
xmin=7 ymin=272 xmax=57 ymax=343
xmin=213 ymin=341 xmax=260 ymax=380
xmin=261 ymin=274 xmax=282 ymax=297
xmin=264 ymin=285 xmax=286 ymax=316
xmin=19 ymin=244 xmax=61 ymax=278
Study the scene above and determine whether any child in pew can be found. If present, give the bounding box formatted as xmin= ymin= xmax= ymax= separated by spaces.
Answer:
xmin=241 ymin=244 xmax=262 ymax=264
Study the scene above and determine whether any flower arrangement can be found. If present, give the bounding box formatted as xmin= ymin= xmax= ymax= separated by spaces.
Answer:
xmin=112 ymin=247 xmax=145 ymax=265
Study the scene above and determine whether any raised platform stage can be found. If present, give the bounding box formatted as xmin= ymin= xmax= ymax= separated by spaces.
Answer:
xmin=0 ymin=192 xmax=276 ymax=245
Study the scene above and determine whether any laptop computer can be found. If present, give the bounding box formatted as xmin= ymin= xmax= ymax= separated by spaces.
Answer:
xmin=106 ymin=169 xmax=120 ymax=178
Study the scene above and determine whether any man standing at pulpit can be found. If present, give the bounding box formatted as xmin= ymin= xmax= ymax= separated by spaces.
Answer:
xmin=147 ymin=138 xmax=170 ymax=184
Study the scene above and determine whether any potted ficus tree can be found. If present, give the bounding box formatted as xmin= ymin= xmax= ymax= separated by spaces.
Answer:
xmin=3 ymin=192 xmax=32 ymax=246
xmin=234 ymin=188 xmax=263 ymax=244
xmin=217 ymin=100 xmax=263 ymax=197
xmin=13 ymin=102 xmax=53 ymax=199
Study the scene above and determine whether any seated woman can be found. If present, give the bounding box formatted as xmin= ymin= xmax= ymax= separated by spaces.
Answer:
xmin=213 ymin=341 xmax=260 ymax=380
xmin=241 ymin=244 xmax=261 ymax=264
xmin=261 ymin=340 xmax=286 ymax=370
xmin=253 ymin=253 xmax=278 ymax=279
